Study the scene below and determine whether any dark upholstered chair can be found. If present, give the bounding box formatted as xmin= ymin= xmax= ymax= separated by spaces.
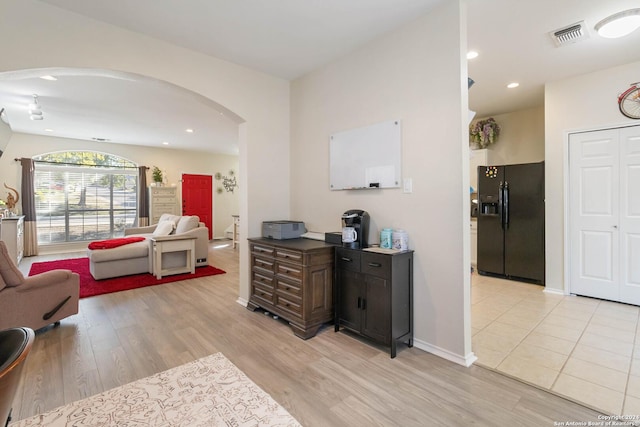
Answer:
xmin=0 ymin=241 xmax=79 ymax=331
xmin=0 ymin=327 xmax=35 ymax=427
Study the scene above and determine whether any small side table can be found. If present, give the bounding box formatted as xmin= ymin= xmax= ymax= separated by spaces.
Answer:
xmin=151 ymin=236 xmax=197 ymax=279
xmin=232 ymin=215 xmax=240 ymax=249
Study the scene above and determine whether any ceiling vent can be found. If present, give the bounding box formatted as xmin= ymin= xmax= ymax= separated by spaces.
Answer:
xmin=550 ymin=21 xmax=589 ymax=47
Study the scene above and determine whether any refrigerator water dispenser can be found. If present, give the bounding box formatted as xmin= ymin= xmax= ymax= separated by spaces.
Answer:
xmin=479 ymin=196 xmax=499 ymax=215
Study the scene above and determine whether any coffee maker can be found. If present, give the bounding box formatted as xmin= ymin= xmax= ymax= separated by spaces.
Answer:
xmin=341 ymin=209 xmax=370 ymax=249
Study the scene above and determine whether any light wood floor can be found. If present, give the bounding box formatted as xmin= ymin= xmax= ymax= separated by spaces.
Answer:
xmin=11 ymin=241 xmax=605 ymax=426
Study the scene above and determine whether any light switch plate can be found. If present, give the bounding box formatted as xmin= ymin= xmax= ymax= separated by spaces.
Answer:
xmin=403 ymin=178 xmax=412 ymax=193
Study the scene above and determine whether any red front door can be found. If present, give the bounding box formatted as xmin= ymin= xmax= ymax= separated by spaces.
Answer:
xmin=181 ymin=174 xmax=213 ymax=239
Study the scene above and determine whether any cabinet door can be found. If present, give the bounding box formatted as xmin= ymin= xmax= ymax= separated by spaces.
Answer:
xmin=362 ymin=275 xmax=390 ymax=345
xmin=337 ymin=268 xmax=361 ymax=331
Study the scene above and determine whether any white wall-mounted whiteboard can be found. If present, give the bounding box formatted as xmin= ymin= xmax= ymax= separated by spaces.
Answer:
xmin=329 ymin=119 xmax=402 ymax=190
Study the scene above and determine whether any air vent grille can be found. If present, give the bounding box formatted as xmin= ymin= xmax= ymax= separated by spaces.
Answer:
xmin=551 ymin=21 xmax=589 ymax=47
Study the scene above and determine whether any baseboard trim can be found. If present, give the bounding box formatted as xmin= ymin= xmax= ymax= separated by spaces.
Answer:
xmin=543 ymin=287 xmax=566 ymax=296
xmin=413 ymin=338 xmax=478 ymax=367
xmin=236 ymin=297 xmax=248 ymax=307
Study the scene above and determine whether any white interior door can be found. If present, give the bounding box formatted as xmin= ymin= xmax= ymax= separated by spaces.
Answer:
xmin=619 ymin=126 xmax=640 ymax=304
xmin=569 ymin=125 xmax=640 ymax=305
xmin=569 ymin=129 xmax=619 ymax=302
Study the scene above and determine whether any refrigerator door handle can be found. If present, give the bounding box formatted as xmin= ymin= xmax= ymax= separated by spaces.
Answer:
xmin=504 ymin=181 xmax=510 ymax=229
xmin=498 ymin=181 xmax=504 ymax=229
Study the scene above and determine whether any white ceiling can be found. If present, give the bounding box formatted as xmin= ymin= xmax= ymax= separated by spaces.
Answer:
xmin=1 ymin=0 xmax=640 ymax=154
xmin=467 ymin=0 xmax=640 ymax=117
xmin=0 ymin=68 xmax=243 ymax=154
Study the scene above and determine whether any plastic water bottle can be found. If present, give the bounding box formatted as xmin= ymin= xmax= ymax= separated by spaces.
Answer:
xmin=380 ymin=228 xmax=393 ymax=249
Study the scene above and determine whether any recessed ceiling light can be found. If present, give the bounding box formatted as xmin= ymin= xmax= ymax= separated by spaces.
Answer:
xmin=595 ymin=8 xmax=640 ymax=38
xmin=467 ymin=51 xmax=479 ymax=60
xmin=507 ymin=82 xmax=520 ymax=89
xmin=162 ymin=141 xmax=169 ymax=145
xmin=185 ymin=128 xmax=194 ymax=133
xmin=40 ymin=75 xmax=57 ymax=81
xmin=44 ymin=128 xmax=54 ymax=132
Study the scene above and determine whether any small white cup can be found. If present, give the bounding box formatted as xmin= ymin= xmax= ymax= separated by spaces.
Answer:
xmin=342 ymin=227 xmax=358 ymax=243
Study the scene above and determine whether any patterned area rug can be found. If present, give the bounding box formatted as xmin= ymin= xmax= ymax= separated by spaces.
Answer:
xmin=11 ymin=353 xmax=301 ymax=427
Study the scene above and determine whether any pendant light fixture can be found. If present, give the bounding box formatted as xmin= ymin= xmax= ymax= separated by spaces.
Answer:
xmin=595 ymin=8 xmax=640 ymax=38
xmin=28 ymin=94 xmax=44 ymax=121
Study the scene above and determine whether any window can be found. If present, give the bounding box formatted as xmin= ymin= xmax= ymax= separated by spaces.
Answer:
xmin=33 ymin=152 xmax=138 ymax=245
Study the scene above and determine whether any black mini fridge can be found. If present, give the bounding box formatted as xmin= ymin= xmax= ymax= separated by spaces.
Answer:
xmin=477 ymin=162 xmax=545 ymax=284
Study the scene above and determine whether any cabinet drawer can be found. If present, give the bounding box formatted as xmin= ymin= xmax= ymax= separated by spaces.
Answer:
xmin=252 ymin=282 xmax=274 ymax=305
xmin=150 ymin=188 xmax=176 ymax=196
xmin=276 ymin=293 xmax=302 ymax=316
xmin=336 ymin=248 xmax=361 ymax=272
xmin=251 ymin=244 xmax=275 ymax=257
xmin=153 ymin=203 xmax=176 ymax=213
xmin=252 ymin=271 xmax=274 ymax=289
xmin=361 ymin=252 xmax=391 ymax=280
xmin=276 ymin=261 xmax=302 ymax=282
xmin=275 ymin=248 xmax=303 ymax=264
xmin=253 ymin=255 xmax=275 ymax=273
xmin=276 ymin=278 xmax=302 ymax=298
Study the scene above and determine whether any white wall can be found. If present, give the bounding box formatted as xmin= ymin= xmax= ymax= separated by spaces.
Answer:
xmin=0 ymin=132 xmax=238 ymax=240
xmin=545 ymin=60 xmax=640 ymax=293
xmin=212 ymin=165 xmax=241 ymax=240
xmin=472 ymin=106 xmax=545 ymax=165
xmin=0 ymin=0 xmax=291 ymax=301
xmin=0 ymin=118 xmax=11 ymax=156
xmin=291 ymin=1 xmax=473 ymax=364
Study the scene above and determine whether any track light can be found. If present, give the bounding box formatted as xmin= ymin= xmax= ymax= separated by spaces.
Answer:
xmin=595 ymin=8 xmax=640 ymax=38
xmin=28 ymin=94 xmax=44 ymax=121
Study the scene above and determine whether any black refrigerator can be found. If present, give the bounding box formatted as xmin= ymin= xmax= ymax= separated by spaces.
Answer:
xmin=477 ymin=162 xmax=545 ymax=284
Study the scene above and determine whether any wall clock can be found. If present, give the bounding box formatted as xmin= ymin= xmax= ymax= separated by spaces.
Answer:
xmin=618 ymin=82 xmax=640 ymax=119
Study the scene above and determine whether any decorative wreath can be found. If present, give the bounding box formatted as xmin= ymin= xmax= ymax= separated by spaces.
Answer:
xmin=470 ymin=118 xmax=501 ymax=148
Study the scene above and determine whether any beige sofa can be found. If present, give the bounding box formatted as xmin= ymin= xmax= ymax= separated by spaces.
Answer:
xmin=87 ymin=214 xmax=209 ymax=280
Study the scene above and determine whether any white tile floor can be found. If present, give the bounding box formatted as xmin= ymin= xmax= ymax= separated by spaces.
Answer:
xmin=472 ymin=272 xmax=640 ymax=416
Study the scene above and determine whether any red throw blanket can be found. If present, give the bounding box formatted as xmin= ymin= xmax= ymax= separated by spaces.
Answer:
xmin=88 ymin=236 xmax=146 ymax=250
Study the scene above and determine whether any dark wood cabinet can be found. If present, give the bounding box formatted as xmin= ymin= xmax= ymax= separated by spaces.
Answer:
xmin=334 ymin=247 xmax=413 ymax=358
xmin=247 ymin=238 xmax=335 ymax=339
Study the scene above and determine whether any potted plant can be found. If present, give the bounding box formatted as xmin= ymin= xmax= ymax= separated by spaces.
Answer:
xmin=469 ymin=117 xmax=501 ymax=148
xmin=152 ymin=166 xmax=163 ymax=186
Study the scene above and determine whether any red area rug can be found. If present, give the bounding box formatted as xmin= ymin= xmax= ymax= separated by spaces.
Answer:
xmin=28 ymin=257 xmax=226 ymax=298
